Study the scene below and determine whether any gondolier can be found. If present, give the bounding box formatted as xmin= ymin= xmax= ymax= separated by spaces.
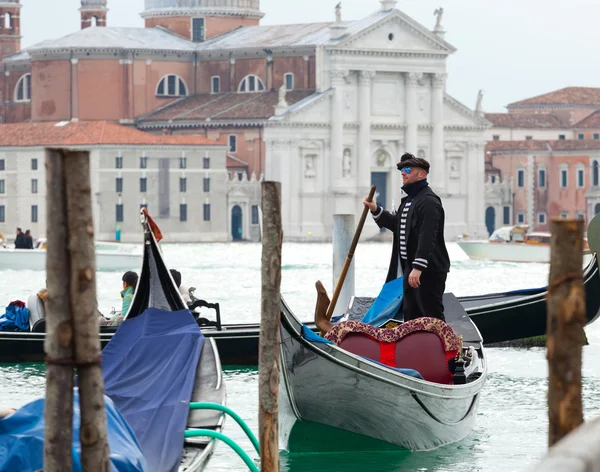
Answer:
xmin=363 ymin=153 xmax=450 ymax=321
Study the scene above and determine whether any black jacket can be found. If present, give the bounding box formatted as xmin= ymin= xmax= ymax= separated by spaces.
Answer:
xmin=372 ymin=186 xmax=450 ymax=283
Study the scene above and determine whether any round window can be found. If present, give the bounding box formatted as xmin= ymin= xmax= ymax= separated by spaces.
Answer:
xmin=388 ymin=33 xmax=394 ymax=41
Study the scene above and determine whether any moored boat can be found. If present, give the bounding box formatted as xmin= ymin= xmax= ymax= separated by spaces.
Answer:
xmin=1 ymin=251 xmax=599 ymax=363
xmin=105 ymin=209 xmax=227 ymax=471
xmin=0 ymin=238 xmax=142 ymax=271
xmin=0 ymin=211 xmax=227 ymax=472
xmin=457 ymin=225 xmax=593 ymax=264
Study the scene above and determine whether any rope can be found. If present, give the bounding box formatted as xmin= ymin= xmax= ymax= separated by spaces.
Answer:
xmin=45 ymin=354 xmax=102 ymax=367
xmin=547 ymin=272 xmax=584 ymax=295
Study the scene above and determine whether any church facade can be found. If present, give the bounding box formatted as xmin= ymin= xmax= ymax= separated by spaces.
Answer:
xmin=0 ymin=0 xmax=489 ymax=241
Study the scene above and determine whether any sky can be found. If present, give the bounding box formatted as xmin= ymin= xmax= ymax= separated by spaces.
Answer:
xmin=16 ymin=0 xmax=600 ymax=113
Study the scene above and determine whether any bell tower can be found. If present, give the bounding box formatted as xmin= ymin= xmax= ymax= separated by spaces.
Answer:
xmin=0 ymin=0 xmax=22 ymax=63
xmin=80 ymin=0 xmax=108 ymax=29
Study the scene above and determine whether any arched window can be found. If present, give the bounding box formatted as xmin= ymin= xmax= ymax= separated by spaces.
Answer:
xmin=593 ymin=161 xmax=599 ymax=187
xmin=14 ymin=74 xmax=31 ymax=102
xmin=156 ymin=75 xmax=188 ymax=97
xmin=4 ymin=13 xmax=11 ymax=29
xmin=238 ymin=75 xmax=265 ymax=93
xmin=91 ymin=16 xmax=98 ymax=27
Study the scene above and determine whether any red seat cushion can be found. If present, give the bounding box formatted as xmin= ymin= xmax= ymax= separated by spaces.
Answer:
xmin=338 ymin=332 xmax=455 ymax=384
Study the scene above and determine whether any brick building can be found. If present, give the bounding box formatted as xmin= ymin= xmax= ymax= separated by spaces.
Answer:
xmin=0 ymin=0 xmax=491 ymax=241
xmin=481 ymin=87 xmax=600 ymax=235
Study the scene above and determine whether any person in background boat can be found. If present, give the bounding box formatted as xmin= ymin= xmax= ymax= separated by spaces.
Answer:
xmin=24 ymin=230 xmax=33 ymax=250
xmin=106 ymin=271 xmax=138 ymax=326
xmin=120 ymin=271 xmax=138 ymax=317
xmin=14 ymin=228 xmax=27 ymax=249
xmin=363 ymin=153 xmax=450 ymax=322
xmin=170 ymin=269 xmax=191 ymax=305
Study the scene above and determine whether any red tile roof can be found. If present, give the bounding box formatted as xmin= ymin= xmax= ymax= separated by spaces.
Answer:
xmin=0 ymin=121 xmax=220 ymax=147
xmin=508 ymin=87 xmax=600 ymax=107
xmin=227 ymin=155 xmax=249 ymax=168
xmin=139 ymin=90 xmax=316 ymax=123
xmin=573 ymin=110 xmax=600 ymax=129
xmin=484 ymin=113 xmax=571 ymax=129
xmin=486 ymin=139 xmax=600 ymax=153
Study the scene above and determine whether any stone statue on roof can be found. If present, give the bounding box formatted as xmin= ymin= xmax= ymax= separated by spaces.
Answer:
xmin=335 ymin=2 xmax=342 ymax=23
xmin=278 ymin=84 xmax=288 ymax=107
xmin=434 ymin=7 xmax=444 ymax=30
xmin=475 ymin=89 xmax=484 ymax=115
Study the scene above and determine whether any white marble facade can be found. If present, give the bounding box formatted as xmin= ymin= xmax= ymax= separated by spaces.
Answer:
xmin=265 ymin=5 xmax=490 ymax=241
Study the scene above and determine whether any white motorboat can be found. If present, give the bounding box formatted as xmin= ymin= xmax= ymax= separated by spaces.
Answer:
xmin=457 ymin=226 xmax=593 ymax=264
xmin=0 ymin=238 xmax=142 ymax=271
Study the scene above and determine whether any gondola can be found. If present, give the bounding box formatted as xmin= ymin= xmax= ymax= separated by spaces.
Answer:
xmin=103 ymin=209 xmax=227 ymax=472
xmin=3 ymin=251 xmax=598 ymax=365
xmin=344 ymin=252 xmax=600 ymax=344
xmin=279 ymin=292 xmax=487 ymax=452
xmin=0 ymin=210 xmax=226 ymax=472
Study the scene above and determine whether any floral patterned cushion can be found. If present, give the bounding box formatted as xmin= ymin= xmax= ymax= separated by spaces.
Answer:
xmin=324 ymin=317 xmax=460 ymax=352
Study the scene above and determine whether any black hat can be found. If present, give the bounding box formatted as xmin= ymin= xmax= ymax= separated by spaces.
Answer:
xmin=397 ymin=153 xmax=430 ymax=173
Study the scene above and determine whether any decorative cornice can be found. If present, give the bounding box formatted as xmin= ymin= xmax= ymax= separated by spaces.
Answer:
xmin=0 ymin=2 xmax=22 ymax=9
xmin=444 ymin=93 xmax=493 ymax=129
xmin=138 ymin=119 xmax=267 ymax=129
xmin=327 ymin=48 xmax=447 ymax=59
xmin=29 ymin=48 xmax=196 ymax=57
xmin=140 ymin=8 xmax=264 ymax=20
xmin=508 ymin=103 xmax=600 ymax=110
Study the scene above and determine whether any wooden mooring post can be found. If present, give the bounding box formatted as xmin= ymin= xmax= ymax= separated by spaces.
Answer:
xmin=530 ymin=217 xmax=588 ymax=471
xmin=546 ymin=218 xmax=586 ymax=447
xmin=44 ymin=148 xmax=110 ymax=472
xmin=259 ymin=181 xmax=282 ymax=472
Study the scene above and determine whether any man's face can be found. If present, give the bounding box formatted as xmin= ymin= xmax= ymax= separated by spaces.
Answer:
xmin=401 ymin=167 xmax=427 ymax=185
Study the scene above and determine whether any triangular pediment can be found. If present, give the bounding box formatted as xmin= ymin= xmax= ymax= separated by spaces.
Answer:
xmin=444 ymin=94 xmax=492 ymax=129
xmin=333 ymin=10 xmax=455 ymax=53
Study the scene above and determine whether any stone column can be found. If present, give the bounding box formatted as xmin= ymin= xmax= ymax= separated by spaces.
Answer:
xmin=467 ymin=141 xmax=487 ymax=238
xmin=330 ymin=69 xmax=348 ymax=188
xmin=431 ymin=73 xmax=446 ymax=192
xmin=358 ymin=71 xmax=375 ymax=194
xmin=404 ymin=72 xmax=420 ymax=155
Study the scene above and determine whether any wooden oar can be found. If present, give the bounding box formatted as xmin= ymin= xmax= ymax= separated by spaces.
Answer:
xmin=316 ymin=185 xmax=377 ymax=336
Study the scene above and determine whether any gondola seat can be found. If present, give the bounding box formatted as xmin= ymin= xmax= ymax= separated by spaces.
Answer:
xmin=27 ymin=295 xmax=45 ymax=332
xmin=324 ymin=318 xmax=460 ymax=384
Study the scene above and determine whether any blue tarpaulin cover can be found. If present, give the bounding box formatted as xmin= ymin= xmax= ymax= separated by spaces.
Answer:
xmin=102 ymin=307 xmax=204 ymax=472
xmin=0 ymin=301 xmax=30 ymax=332
xmin=0 ymin=390 xmax=147 ymax=472
xmin=360 ymin=277 xmax=405 ymax=327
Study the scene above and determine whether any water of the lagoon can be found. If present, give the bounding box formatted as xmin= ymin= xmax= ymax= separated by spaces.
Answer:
xmin=1 ymin=242 xmax=599 ymax=472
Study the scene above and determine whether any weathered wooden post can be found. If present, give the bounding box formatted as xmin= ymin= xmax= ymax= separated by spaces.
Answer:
xmin=44 ymin=148 xmax=110 ymax=472
xmin=44 ymin=149 xmax=75 ymax=472
xmin=546 ymin=218 xmax=586 ymax=447
xmin=64 ymin=150 xmax=110 ymax=470
xmin=259 ymin=181 xmax=282 ymax=472
xmin=332 ymin=215 xmax=355 ymax=318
